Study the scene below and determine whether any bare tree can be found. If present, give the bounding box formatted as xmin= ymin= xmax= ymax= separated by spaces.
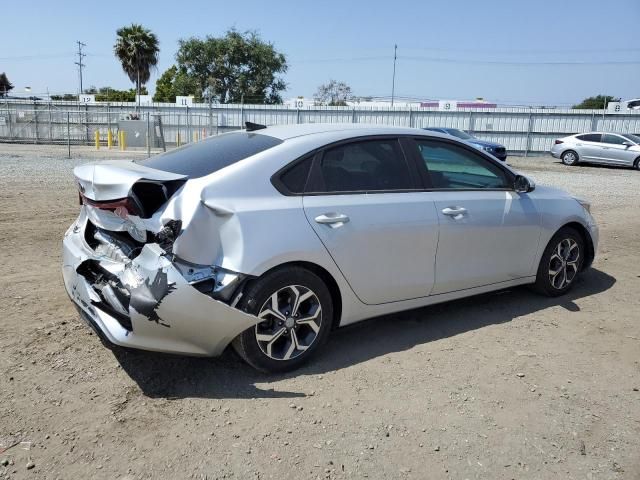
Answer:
xmin=314 ymin=80 xmax=353 ymax=106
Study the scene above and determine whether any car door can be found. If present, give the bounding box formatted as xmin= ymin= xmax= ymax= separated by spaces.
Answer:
xmin=410 ymin=138 xmax=541 ymax=294
xmin=573 ymin=133 xmax=603 ymax=162
xmin=302 ymin=137 xmax=440 ymax=305
xmin=600 ymin=134 xmax=637 ymax=166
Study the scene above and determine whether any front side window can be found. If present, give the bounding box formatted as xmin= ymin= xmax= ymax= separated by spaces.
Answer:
xmin=416 ymin=140 xmax=510 ymax=189
xmin=313 ymin=139 xmax=413 ymax=193
xmin=621 ymin=133 xmax=640 ymax=144
xmin=601 ymin=134 xmax=627 ymax=145
xmin=445 ymin=129 xmax=474 ymax=140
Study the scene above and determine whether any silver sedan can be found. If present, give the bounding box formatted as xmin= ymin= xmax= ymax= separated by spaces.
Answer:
xmin=63 ymin=124 xmax=598 ymax=372
xmin=551 ymin=132 xmax=640 ymax=169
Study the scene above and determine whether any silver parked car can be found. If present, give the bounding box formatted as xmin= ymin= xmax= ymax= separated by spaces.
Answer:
xmin=63 ymin=124 xmax=598 ymax=372
xmin=551 ymin=132 xmax=640 ymax=169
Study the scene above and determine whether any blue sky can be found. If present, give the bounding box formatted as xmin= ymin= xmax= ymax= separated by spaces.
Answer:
xmin=2 ymin=0 xmax=639 ymax=105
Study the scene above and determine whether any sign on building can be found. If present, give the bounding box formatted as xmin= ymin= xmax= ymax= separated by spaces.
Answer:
xmin=439 ymin=100 xmax=458 ymax=111
xmin=176 ymin=96 xmax=194 ymax=107
xmin=79 ymin=94 xmax=95 ymax=104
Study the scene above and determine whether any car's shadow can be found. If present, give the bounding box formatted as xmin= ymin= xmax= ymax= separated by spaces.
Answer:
xmin=109 ymin=268 xmax=615 ymax=400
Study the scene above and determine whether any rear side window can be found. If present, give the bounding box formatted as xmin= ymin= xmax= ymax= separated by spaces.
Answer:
xmin=312 ymin=139 xmax=413 ymax=193
xmin=416 ymin=140 xmax=510 ymax=189
xmin=277 ymin=157 xmax=313 ymax=194
xmin=576 ymin=133 xmax=602 ymax=142
xmin=138 ymin=132 xmax=283 ymax=178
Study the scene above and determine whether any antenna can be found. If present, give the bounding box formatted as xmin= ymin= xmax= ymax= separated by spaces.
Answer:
xmin=75 ymin=41 xmax=86 ymax=94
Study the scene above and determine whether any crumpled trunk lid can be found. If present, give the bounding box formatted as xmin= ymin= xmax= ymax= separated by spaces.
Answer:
xmin=74 ymin=160 xmax=187 ymax=202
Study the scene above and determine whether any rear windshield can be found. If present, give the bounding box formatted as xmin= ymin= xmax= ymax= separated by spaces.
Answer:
xmin=138 ymin=132 xmax=283 ymax=178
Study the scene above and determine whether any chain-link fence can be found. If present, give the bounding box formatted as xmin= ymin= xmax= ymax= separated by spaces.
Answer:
xmin=2 ymin=99 xmax=640 ymax=156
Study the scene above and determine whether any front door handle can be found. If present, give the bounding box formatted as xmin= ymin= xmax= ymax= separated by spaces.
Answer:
xmin=442 ymin=207 xmax=467 ymax=218
xmin=315 ymin=213 xmax=350 ymax=226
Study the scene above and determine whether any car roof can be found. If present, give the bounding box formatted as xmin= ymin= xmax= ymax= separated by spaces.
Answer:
xmin=255 ymin=123 xmax=447 ymax=141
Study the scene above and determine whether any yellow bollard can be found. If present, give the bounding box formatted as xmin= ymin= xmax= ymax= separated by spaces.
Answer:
xmin=94 ymin=130 xmax=100 ymax=150
xmin=107 ymin=130 xmax=113 ymax=149
xmin=193 ymin=131 xmax=199 ymax=143
xmin=176 ymin=132 xmax=181 ymax=147
xmin=118 ymin=131 xmax=123 ymax=151
xmin=121 ymin=131 xmax=127 ymax=151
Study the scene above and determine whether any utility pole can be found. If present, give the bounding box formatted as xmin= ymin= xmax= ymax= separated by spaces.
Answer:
xmin=391 ymin=44 xmax=397 ymax=108
xmin=75 ymin=41 xmax=86 ymax=94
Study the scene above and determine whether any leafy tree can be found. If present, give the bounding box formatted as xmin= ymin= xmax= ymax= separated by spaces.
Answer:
xmin=153 ymin=65 xmax=199 ymax=102
xmin=93 ymin=86 xmax=147 ymax=102
xmin=114 ymin=24 xmax=160 ymax=103
xmin=0 ymin=73 xmax=14 ymax=97
xmin=573 ymin=95 xmax=620 ymax=109
xmin=176 ymin=29 xmax=287 ymax=104
xmin=314 ymin=80 xmax=353 ymax=106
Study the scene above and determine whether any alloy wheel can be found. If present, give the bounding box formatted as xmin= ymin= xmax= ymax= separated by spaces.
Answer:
xmin=548 ymin=238 xmax=580 ymax=289
xmin=563 ymin=152 xmax=577 ymax=165
xmin=255 ymin=285 xmax=322 ymax=361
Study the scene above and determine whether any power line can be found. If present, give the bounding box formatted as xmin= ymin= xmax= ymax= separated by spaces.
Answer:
xmin=75 ymin=41 xmax=86 ymax=94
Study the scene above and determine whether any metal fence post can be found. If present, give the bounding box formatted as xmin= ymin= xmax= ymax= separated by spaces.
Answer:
xmin=186 ymin=106 xmax=191 ymax=143
xmin=468 ymin=111 xmax=475 ymax=133
xmin=408 ymin=109 xmax=413 ymax=128
xmin=67 ymin=112 xmax=71 ymax=159
xmin=85 ymin=103 xmax=90 ymax=145
xmin=146 ymin=112 xmax=151 ymax=157
xmin=352 ymin=108 xmax=356 ymax=123
xmin=524 ymin=110 xmax=533 ymax=157
xmin=34 ymin=102 xmax=39 ymax=144
xmin=208 ymin=102 xmax=213 ymax=136
xmin=48 ymin=101 xmax=53 ymax=141
xmin=296 ymin=108 xmax=300 ymax=124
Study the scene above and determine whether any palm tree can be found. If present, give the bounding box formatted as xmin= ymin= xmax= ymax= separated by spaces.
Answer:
xmin=114 ymin=24 xmax=159 ymax=109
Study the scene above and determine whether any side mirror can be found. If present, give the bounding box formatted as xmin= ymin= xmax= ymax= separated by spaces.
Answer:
xmin=622 ymin=141 xmax=633 ymax=147
xmin=514 ymin=175 xmax=535 ymax=193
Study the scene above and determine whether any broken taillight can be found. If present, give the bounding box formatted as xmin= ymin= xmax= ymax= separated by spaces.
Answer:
xmin=79 ymin=194 xmax=142 ymax=217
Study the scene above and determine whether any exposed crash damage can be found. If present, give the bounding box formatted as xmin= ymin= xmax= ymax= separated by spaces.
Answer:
xmin=63 ymin=159 xmax=263 ymax=356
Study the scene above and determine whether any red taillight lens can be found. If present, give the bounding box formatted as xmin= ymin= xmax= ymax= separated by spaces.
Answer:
xmin=554 ymin=139 xmax=564 ymax=145
xmin=79 ymin=194 xmax=140 ymax=216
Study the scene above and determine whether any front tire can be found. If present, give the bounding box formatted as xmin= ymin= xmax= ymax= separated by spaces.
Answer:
xmin=232 ymin=267 xmax=333 ymax=373
xmin=634 ymin=157 xmax=640 ymax=170
xmin=561 ymin=150 xmax=579 ymax=166
xmin=534 ymin=227 xmax=584 ymax=297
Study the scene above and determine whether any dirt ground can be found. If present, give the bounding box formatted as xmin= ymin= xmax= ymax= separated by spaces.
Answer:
xmin=0 ymin=145 xmax=639 ymax=480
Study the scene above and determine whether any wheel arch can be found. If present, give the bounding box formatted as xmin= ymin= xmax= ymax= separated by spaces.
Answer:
xmin=558 ymin=221 xmax=595 ymax=270
xmin=562 ymin=149 xmax=579 ymax=160
xmin=240 ymin=261 xmax=343 ymax=330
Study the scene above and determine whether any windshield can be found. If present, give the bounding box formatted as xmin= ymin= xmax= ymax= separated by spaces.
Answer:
xmin=621 ymin=133 xmax=640 ymax=144
xmin=446 ymin=129 xmax=474 ymax=140
xmin=138 ymin=131 xmax=283 ymax=178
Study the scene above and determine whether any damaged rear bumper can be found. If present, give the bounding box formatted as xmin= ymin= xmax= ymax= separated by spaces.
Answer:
xmin=62 ymin=213 xmax=260 ymax=356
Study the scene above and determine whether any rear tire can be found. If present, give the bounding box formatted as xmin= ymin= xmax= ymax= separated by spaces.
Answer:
xmin=634 ymin=157 xmax=640 ymax=170
xmin=534 ymin=227 xmax=584 ymax=297
xmin=561 ymin=150 xmax=579 ymax=166
xmin=232 ymin=266 xmax=333 ymax=373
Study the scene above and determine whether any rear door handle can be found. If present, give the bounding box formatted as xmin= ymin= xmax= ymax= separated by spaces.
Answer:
xmin=442 ymin=207 xmax=467 ymax=218
xmin=315 ymin=213 xmax=350 ymax=227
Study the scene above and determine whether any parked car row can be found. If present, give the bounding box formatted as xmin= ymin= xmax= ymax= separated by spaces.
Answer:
xmin=551 ymin=132 xmax=640 ymax=169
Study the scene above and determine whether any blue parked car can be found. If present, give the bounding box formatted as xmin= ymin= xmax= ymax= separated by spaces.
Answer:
xmin=423 ymin=127 xmax=507 ymax=161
